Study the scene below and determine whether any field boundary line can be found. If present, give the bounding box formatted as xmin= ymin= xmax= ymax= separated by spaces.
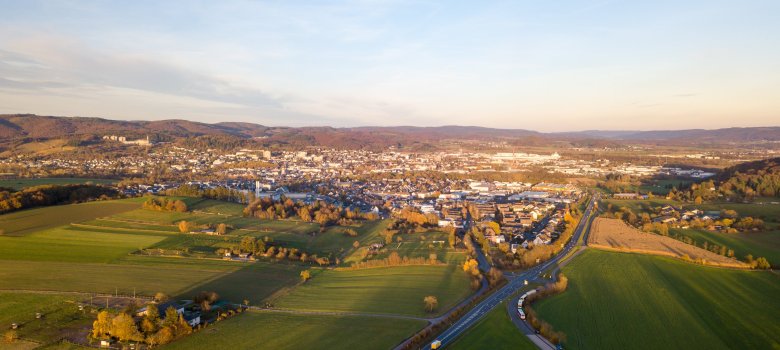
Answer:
xmin=249 ymin=306 xmax=433 ymax=322
xmin=70 ymin=223 xmax=177 ymax=234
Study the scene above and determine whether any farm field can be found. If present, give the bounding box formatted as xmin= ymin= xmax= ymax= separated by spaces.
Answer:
xmin=0 ymin=201 xmax=138 ymax=236
xmin=534 ymin=249 xmax=780 ymax=350
xmin=588 ymin=218 xmax=747 ymax=268
xmin=273 ymin=265 xmax=471 ymax=317
xmin=0 ymin=260 xmax=229 ymax=296
xmin=638 ymin=178 xmax=693 ymax=195
xmin=0 ymin=177 xmax=116 ymax=190
xmin=0 ymin=226 xmax=165 ymax=263
xmin=670 ymin=228 xmax=780 ymax=267
xmin=163 ymin=311 xmax=426 ymax=350
xmin=0 ymin=292 xmax=90 ymax=346
xmin=175 ymin=261 xmax=303 ymax=305
xmin=359 ymin=231 xmax=467 ymax=265
xmin=449 ymin=306 xmax=536 ymax=350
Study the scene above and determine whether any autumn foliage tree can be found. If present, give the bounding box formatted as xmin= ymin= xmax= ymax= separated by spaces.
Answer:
xmin=423 ymin=295 xmax=438 ymax=312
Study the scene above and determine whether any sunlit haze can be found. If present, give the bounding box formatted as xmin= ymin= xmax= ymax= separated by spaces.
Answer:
xmin=1 ymin=0 xmax=779 ymax=131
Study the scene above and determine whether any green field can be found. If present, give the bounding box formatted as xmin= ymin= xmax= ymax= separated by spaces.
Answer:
xmin=0 ymin=260 xmax=229 ymax=295
xmin=175 ymin=261 xmax=302 ymax=304
xmin=0 ymin=226 xmax=165 ymax=263
xmin=163 ymin=311 xmax=426 ymax=350
xmin=670 ymin=228 xmax=780 ymax=266
xmin=534 ymin=249 xmax=780 ymax=350
xmin=273 ymin=265 xmax=471 ymax=317
xmin=0 ymin=198 xmax=458 ymax=349
xmin=639 ymin=178 xmax=693 ymax=195
xmin=352 ymin=231 xmax=468 ymax=265
xmin=450 ymin=306 xmax=536 ymax=350
xmin=0 ymin=177 xmax=116 ymax=190
xmin=0 ymin=292 xmax=90 ymax=345
xmin=0 ymin=201 xmax=138 ymax=236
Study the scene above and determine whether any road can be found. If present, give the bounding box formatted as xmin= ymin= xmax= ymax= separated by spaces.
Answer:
xmin=424 ymin=195 xmax=598 ymax=349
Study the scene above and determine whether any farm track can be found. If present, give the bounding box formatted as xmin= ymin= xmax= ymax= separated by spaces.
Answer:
xmin=248 ymin=306 xmax=433 ymax=322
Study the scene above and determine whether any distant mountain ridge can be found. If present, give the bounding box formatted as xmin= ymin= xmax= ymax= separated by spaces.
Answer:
xmin=1 ymin=114 xmax=778 ymax=146
xmin=558 ymin=127 xmax=780 ymax=141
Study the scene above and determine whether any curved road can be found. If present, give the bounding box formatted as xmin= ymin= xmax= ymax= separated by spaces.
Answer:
xmin=424 ymin=195 xmax=598 ymax=349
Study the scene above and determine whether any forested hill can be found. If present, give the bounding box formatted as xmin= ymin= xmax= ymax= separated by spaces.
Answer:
xmin=1 ymin=114 xmax=779 ymax=149
xmin=716 ymin=157 xmax=780 ymax=198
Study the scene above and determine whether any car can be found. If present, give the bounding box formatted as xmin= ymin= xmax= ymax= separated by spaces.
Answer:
xmin=430 ymin=340 xmax=442 ymax=349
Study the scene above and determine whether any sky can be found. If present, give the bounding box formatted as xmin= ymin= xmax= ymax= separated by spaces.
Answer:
xmin=0 ymin=0 xmax=778 ymax=131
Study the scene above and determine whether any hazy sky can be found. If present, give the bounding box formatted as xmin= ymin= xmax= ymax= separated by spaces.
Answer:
xmin=1 ymin=1 xmax=778 ymax=131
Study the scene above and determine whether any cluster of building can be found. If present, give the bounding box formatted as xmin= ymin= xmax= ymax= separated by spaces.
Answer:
xmin=102 ymin=135 xmax=152 ymax=146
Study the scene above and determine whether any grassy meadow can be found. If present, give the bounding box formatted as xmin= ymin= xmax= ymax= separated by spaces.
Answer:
xmin=670 ymin=227 xmax=780 ymax=266
xmin=534 ymin=249 xmax=780 ymax=350
xmin=163 ymin=311 xmax=426 ymax=350
xmin=0 ymin=200 xmax=138 ymax=236
xmin=449 ymin=306 xmax=537 ymax=350
xmin=273 ymin=264 xmax=471 ymax=317
xmin=0 ymin=226 xmax=165 ymax=263
xmin=0 ymin=292 xmax=92 ymax=346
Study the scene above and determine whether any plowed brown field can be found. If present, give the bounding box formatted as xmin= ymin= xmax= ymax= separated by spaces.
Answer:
xmin=588 ymin=218 xmax=748 ymax=268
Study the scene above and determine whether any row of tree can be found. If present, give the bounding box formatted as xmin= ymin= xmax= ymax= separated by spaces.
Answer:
xmin=243 ymin=196 xmax=378 ymax=227
xmin=164 ymin=184 xmax=254 ymax=204
xmin=142 ymin=197 xmax=188 ymax=212
xmin=0 ymin=184 xmax=119 ymax=214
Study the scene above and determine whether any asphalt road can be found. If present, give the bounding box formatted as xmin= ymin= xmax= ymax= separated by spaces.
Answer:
xmin=425 ymin=195 xmax=598 ymax=350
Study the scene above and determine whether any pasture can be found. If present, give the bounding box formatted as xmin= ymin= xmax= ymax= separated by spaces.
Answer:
xmin=449 ymin=306 xmax=536 ymax=350
xmin=0 ymin=177 xmax=116 ymax=190
xmin=0 ymin=226 xmax=165 ymax=263
xmin=534 ymin=249 xmax=780 ymax=350
xmin=0 ymin=260 xmax=230 ymax=296
xmin=0 ymin=201 xmax=138 ymax=236
xmin=273 ymin=265 xmax=471 ymax=317
xmin=670 ymin=227 xmax=780 ymax=267
xmin=355 ymin=231 xmax=467 ymax=265
xmin=0 ymin=292 xmax=90 ymax=346
xmin=175 ymin=261 xmax=303 ymax=305
xmin=163 ymin=311 xmax=426 ymax=350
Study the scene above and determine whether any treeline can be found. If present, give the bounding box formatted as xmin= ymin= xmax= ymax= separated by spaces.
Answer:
xmin=670 ymin=158 xmax=780 ymax=201
xmin=350 ymin=251 xmax=440 ymax=269
xmin=174 ymin=134 xmax=248 ymax=151
xmin=217 ymin=236 xmax=330 ymax=265
xmin=598 ymin=174 xmax=641 ymax=193
xmin=524 ymin=274 xmax=569 ymax=344
xmin=243 ymin=196 xmax=378 ymax=227
xmin=391 ymin=207 xmax=440 ymax=230
xmin=142 ymin=197 xmax=188 ymax=212
xmin=0 ymin=184 xmax=119 ymax=214
xmin=164 ymin=185 xmax=253 ymax=204
xmin=717 ymin=169 xmax=780 ymax=199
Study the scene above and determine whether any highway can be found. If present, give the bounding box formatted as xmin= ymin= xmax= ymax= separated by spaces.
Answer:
xmin=425 ymin=195 xmax=598 ymax=349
